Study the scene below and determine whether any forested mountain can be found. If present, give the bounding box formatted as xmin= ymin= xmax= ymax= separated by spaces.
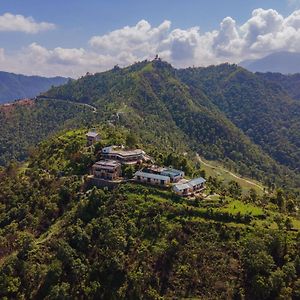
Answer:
xmin=1 ymin=61 xmax=300 ymax=299
xmin=256 ymin=72 xmax=300 ymax=101
xmin=1 ymin=60 xmax=300 ymax=188
xmin=0 ymin=127 xmax=300 ymax=299
xmin=178 ymin=65 xmax=300 ymax=176
xmin=0 ymin=71 xmax=69 ymax=103
xmin=0 ymin=99 xmax=95 ymax=165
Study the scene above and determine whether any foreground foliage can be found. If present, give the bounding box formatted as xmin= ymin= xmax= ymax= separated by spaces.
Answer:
xmin=0 ymin=129 xmax=299 ymax=299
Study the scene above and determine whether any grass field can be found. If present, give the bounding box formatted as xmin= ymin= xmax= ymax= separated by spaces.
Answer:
xmin=219 ymin=199 xmax=264 ymax=216
xmin=197 ymin=155 xmax=265 ymax=195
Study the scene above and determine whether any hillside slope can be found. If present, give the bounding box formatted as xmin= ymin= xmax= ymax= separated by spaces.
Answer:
xmin=43 ymin=60 xmax=300 ymax=187
xmin=0 ymin=71 xmax=69 ymax=103
xmin=0 ymin=99 xmax=95 ymax=165
xmin=178 ymin=64 xmax=300 ymax=176
xmin=0 ymin=60 xmax=299 ymax=188
xmin=0 ymin=128 xmax=299 ymax=299
xmin=256 ymin=72 xmax=300 ymax=101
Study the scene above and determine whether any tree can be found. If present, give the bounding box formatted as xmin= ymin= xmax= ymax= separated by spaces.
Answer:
xmin=125 ymin=133 xmax=138 ymax=148
xmin=228 ymin=181 xmax=242 ymax=199
xmin=276 ymin=189 xmax=285 ymax=212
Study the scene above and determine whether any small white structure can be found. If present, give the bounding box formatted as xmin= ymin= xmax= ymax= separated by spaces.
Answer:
xmin=173 ymin=177 xmax=206 ymax=197
xmin=86 ymin=130 xmax=100 ymax=146
xmin=134 ymin=171 xmax=171 ymax=186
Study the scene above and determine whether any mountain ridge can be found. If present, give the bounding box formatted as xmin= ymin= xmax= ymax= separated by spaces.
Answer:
xmin=0 ymin=71 xmax=69 ymax=103
xmin=0 ymin=60 xmax=299 ymax=188
xmin=240 ymin=51 xmax=300 ymax=74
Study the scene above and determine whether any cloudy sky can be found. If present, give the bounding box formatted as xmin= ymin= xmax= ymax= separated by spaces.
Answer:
xmin=1 ymin=0 xmax=300 ymax=77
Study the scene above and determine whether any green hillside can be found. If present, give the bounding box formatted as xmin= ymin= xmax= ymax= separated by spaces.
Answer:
xmin=42 ymin=60 xmax=300 ymax=188
xmin=0 ymin=99 xmax=95 ymax=165
xmin=0 ymin=128 xmax=299 ymax=299
xmin=178 ymin=64 xmax=300 ymax=174
xmin=0 ymin=71 xmax=68 ymax=103
xmin=1 ymin=60 xmax=300 ymax=189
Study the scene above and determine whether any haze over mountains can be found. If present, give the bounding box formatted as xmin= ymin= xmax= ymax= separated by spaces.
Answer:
xmin=240 ymin=51 xmax=300 ymax=74
xmin=0 ymin=71 xmax=69 ymax=103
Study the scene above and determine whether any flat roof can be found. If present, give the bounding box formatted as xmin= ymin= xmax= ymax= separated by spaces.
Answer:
xmin=173 ymin=177 xmax=206 ymax=190
xmin=161 ymin=168 xmax=184 ymax=176
xmin=93 ymin=160 xmax=120 ymax=167
xmin=135 ymin=171 xmax=170 ymax=181
xmin=86 ymin=131 xmax=99 ymax=138
xmin=103 ymin=147 xmax=145 ymax=157
xmin=188 ymin=177 xmax=206 ymax=186
xmin=173 ymin=183 xmax=191 ymax=190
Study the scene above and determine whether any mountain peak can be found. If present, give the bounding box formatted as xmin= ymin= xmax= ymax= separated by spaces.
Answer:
xmin=240 ymin=51 xmax=300 ymax=74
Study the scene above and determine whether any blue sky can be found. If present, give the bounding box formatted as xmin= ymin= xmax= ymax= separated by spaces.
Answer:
xmin=0 ymin=0 xmax=295 ymax=49
xmin=0 ymin=0 xmax=300 ymax=76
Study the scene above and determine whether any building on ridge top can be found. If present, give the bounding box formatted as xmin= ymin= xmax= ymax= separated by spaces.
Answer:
xmin=86 ymin=130 xmax=100 ymax=146
xmin=101 ymin=145 xmax=151 ymax=165
xmin=142 ymin=165 xmax=184 ymax=183
xmin=160 ymin=168 xmax=184 ymax=183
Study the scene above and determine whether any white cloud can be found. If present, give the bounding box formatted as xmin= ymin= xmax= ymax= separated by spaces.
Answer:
xmin=90 ymin=19 xmax=171 ymax=58
xmin=3 ymin=8 xmax=300 ymax=76
xmin=0 ymin=13 xmax=55 ymax=33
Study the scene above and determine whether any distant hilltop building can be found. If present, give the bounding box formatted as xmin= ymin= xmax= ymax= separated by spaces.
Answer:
xmin=86 ymin=130 xmax=100 ymax=146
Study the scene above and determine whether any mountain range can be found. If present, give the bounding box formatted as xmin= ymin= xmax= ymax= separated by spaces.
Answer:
xmin=1 ymin=59 xmax=300 ymax=299
xmin=0 ymin=71 xmax=69 ymax=103
xmin=1 ymin=60 xmax=300 ymax=189
xmin=240 ymin=51 xmax=300 ymax=74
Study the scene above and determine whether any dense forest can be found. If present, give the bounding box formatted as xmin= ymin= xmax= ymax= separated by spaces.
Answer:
xmin=0 ymin=127 xmax=300 ymax=299
xmin=0 ymin=71 xmax=68 ymax=103
xmin=0 ymin=99 xmax=95 ymax=165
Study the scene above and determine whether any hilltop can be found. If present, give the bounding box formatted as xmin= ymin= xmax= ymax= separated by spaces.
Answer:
xmin=0 ymin=127 xmax=299 ymax=299
xmin=0 ymin=60 xmax=300 ymax=189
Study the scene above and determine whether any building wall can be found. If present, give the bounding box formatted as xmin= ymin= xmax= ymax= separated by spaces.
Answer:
xmin=93 ymin=165 xmax=121 ymax=181
xmin=173 ymin=183 xmax=205 ymax=196
xmin=135 ymin=175 xmax=170 ymax=186
xmin=102 ymin=152 xmax=144 ymax=164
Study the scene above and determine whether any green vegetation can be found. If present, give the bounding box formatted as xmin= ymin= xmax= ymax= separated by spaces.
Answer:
xmin=0 ymin=99 xmax=95 ymax=165
xmin=1 ymin=61 xmax=300 ymax=190
xmin=0 ymin=71 xmax=68 ymax=103
xmin=0 ymin=128 xmax=299 ymax=299
xmin=178 ymin=64 xmax=300 ymax=187
xmin=198 ymin=155 xmax=265 ymax=195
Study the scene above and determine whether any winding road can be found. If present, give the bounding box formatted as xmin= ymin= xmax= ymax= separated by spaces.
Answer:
xmin=196 ymin=154 xmax=264 ymax=191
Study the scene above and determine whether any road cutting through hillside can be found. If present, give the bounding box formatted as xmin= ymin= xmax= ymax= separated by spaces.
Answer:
xmin=197 ymin=154 xmax=264 ymax=191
